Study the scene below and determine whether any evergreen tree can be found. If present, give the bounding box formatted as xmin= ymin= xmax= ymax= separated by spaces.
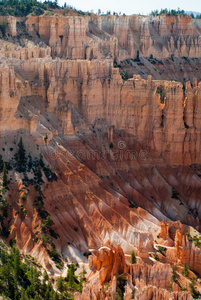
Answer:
xmin=12 ymin=247 xmax=20 ymax=279
xmin=171 ymin=265 xmax=177 ymax=282
xmin=183 ymin=261 xmax=189 ymax=277
xmin=0 ymin=20 xmax=6 ymax=37
xmin=189 ymin=276 xmax=200 ymax=299
xmin=0 ymin=155 xmax=3 ymax=172
xmin=78 ymin=266 xmax=86 ymax=292
xmin=16 ymin=137 xmax=26 ymax=172
xmin=36 ymin=166 xmax=42 ymax=181
xmin=66 ymin=263 xmax=78 ymax=288
xmin=20 ymin=289 xmax=29 ymax=300
xmin=2 ymin=162 xmax=7 ymax=187
xmin=28 ymin=154 xmax=33 ymax=170
xmin=130 ymin=250 xmax=136 ymax=264
xmin=57 ymin=276 xmax=65 ymax=293
xmin=116 ymin=274 xmax=126 ymax=300
xmin=0 ymin=240 xmax=63 ymax=299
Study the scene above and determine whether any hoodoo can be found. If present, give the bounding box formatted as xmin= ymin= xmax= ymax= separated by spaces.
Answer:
xmin=0 ymin=2 xmax=201 ymax=299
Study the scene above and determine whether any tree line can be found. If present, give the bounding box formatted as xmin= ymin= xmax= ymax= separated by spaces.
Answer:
xmin=150 ymin=8 xmax=186 ymax=16
xmin=0 ymin=0 xmax=59 ymax=16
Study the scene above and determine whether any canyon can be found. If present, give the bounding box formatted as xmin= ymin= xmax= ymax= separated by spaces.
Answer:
xmin=0 ymin=9 xmax=201 ymax=299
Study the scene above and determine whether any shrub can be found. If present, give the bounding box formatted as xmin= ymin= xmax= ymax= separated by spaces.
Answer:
xmin=129 ymin=201 xmax=138 ymax=208
xmin=171 ymin=187 xmax=180 ymax=199
xmin=157 ymin=245 xmax=167 ymax=256
xmin=20 ymin=205 xmax=27 ymax=218
xmin=156 ymin=85 xmax=166 ymax=104
xmin=44 ymin=215 xmax=54 ymax=228
xmin=44 ymin=133 xmax=48 ymax=143
xmin=153 ymin=253 xmax=159 ymax=261
xmin=130 ymin=250 xmax=136 ymax=264
xmin=20 ymin=194 xmax=26 ymax=201
xmin=113 ymin=59 xmax=118 ymax=68
xmin=120 ymin=69 xmax=129 ymax=81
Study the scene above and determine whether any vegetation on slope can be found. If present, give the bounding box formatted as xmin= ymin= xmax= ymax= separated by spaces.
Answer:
xmin=0 ymin=0 xmax=87 ymax=17
xmin=0 ymin=240 xmax=59 ymax=299
xmin=0 ymin=239 xmax=86 ymax=299
xmin=0 ymin=0 xmax=192 ymax=19
xmin=186 ymin=233 xmax=201 ymax=249
xmin=0 ymin=0 xmax=60 ymax=16
xmin=0 ymin=138 xmax=63 ymax=268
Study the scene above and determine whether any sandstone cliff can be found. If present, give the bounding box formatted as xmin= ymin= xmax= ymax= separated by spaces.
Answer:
xmin=75 ymin=245 xmax=195 ymax=300
xmin=0 ymin=11 xmax=201 ymax=300
xmin=3 ymin=13 xmax=201 ymax=63
xmin=1 ymin=56 xmax=201 ymax=249
xmin=23 ymin=14 xmax=201 ymax=62
xmin=1 ymin=56 xmax=201 ymax=166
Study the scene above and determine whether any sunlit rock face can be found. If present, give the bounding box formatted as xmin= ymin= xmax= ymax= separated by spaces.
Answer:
xmin=23 ymin=14 xmax=201 ymax=62
xmin=0 ymin=10 xmax=201 ymax=299
xmin=75 ymin=244 xmax=194 ymax=300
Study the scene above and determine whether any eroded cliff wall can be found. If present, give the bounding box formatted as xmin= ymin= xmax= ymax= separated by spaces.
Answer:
xmin=0 ymin=13 xmax=201 ymax=300
xmin=3 ymin=13 xmax=201 ymax=62
xmin=1 ymin=56 xmax=201 ymax=166
xmin=23 ymin=14 xmax=201 ymax=61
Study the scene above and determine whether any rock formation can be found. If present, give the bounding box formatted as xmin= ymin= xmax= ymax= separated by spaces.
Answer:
xmin=2 ymin=57 xmax=201 ymax=166
xmin=75 ymin=244 xmax=195 ymax=299
xmin=22 ymin=14 xmax=201 ymax=62
xmin=175 ymin=227 xmax=201 ymax=275
xmin=0 ymin=9 xmax=201 ymax=300
xmin=135 ymin=286 xmax=193 ymax=300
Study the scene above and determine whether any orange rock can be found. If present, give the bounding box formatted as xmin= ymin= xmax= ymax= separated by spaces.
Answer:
xmin=22 ymin=14 xmax=201 ymax=62
xmin=137 ymin=237 xmax=149 ymax=260
xmin=1 ymin=12 xmax=201 ymax=294
xmin=175 ymin=229 xmax=201 ymax=275
xmin=160 ymin=217 xmax=169 ymax=239
xmin=135 ymin=286 xmax=193 ymax=300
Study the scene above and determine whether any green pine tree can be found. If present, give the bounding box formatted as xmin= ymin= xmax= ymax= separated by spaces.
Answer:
xmin=2 ymin=163 xmax=7 ymax=187
xmin=171 ymin=265 xmax=177 ymax=282
xmin=16 ymin=137 xmax=26 ymax=172
xmin=130 ymin=250 xmax=136 ymax=264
